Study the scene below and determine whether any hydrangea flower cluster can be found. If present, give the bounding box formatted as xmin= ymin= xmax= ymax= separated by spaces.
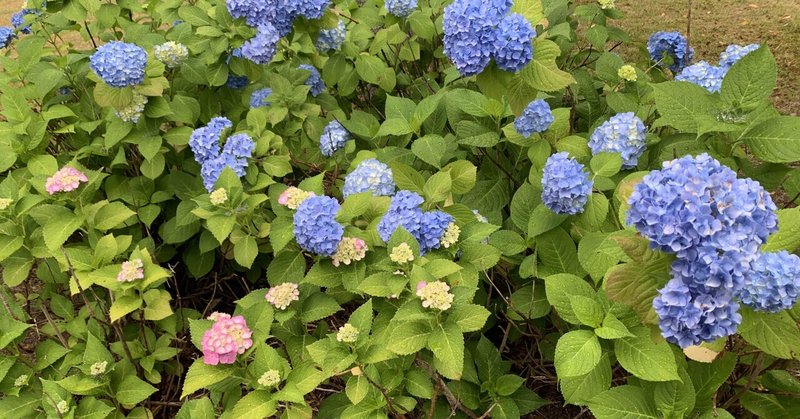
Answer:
xmin=0 ymin=27 xmax=15 ymax=49
xmin=207 ymin=312 xmax=231 ymax=322
xmin=287 ymin=0 xmax=331 ymax=20
xmin=240 ymin=23 xmax=280 ymax=64
xmin=13 ymin=374 xmax=27 ymax=387
xmin=154 ymin=41 xmax=189 ymax=68
xmin=719 ymin=43 xmax=759 ymax=69
xmin=90 ymin=361 xmax=108 ymax=376
xmin=440 ymin=223 xmax=461 ymax=248
xmin=89 ymin=42 xmax=147 ymax=88
xmin=227 ymin=74 xmax=249 ymax=89
xmin=617 ymin=64 xmax=637 ymax=82
xmin=647 ymin=31 xmax=693 ymax=72
xmin=0 ymin=198 xmax=12 ymax=210
xmin=377 ymin=191 xmax=457 ymax=254
xmin=265 ymin=282 xmax=300 ymax=310
xmin=258 ymin=370 xmax=281 ymax=387
xmin=115 ymin=93 xmax=147 ymax=123
xmin=201 ymin=315 xmax=253 ymax=365
xmin=336 ymin=323 xmax=359 ymax=343
xmin=315 ymin=20 xmax=346 ymax=52
xmin=342 ymin=159 xmax=396 ymax=197
xmin=332 ymin=237 xmax=367 ymax=267
xmin=299 ymin=64 xmax=325 ymax=96
xmin=386 ymin=0 xmax=418 ymax=18
xmin=737 ymin=251 xmax=800 ymax=313
xmin=514 ymin=99 xmax=554 ymax=138
xmin=597 ymin=0 xmax=615 ymax=9
xmin=45 ymin=166 xmax=88 ymax=194
xmin=11 ymin=6 xmax=41 ymax=34
xmin=541 ymin=152 xmax=593 ymax=215
xmin=210 ymin=188 xmax=228 ymax=205
xmin=443 ymin=0 xmax=535 ymax=76
xmin=189 ymin=118 xmax=255 ymax=191
xmin=390 ymin=243 xmax=415 ymax=264
xmin=320 ymin=120 xmax=350 ymax=156
xmin=676 ymin=61 xmax=726 ymax=93
xmin=416 ymin=281 xmax=454 ymax=311
xmin=226 ymin=0 xmax=293 ymax=36
xmin=293 ymin=196 xmax=344 ymax=256
xmin=117 ymin=259 xmax=144 ymax=282
xmin=250 ymin=87 xmax=272 ymax=108
xmin=588 ymin=112 xmax=647 ymax=168
xmin=56 ymin=401 xmax=69 ymax=414
xmin=278 ymin=186 xmax=315 ymax=209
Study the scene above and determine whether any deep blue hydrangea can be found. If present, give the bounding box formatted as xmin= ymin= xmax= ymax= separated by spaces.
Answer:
xmin=626 ymin=154 xmax=778 ymax=255
xmin=227 ymin=0 xmax=274 ymax=27
xmin=298 ymin=64 xmax=325 ymax=96
xmin=514 ymin=99 xmax=554 ymax=138
xmin=287 ymin=0 xmax=330 ymax=20
xmin=719 ymin=44 xmax=759 ymax=69
xmin=385 ymin=0 xmax=418 ymax=18
xmin=541 ymin=152 xmax=593 ymax=215
xmin=343 ymin=159 xmax=396 ymax=197
xmin=443 ymin=0 xmax=510 ymax=76
xmin=738 ymin=251 xmax=800 ymax=313
xmin=189 ymin=117 xmax=232 ymax=165
xmin=493 ymin=14 xmax=534 ymax=72
xmin=647 ymin=31 xmax=693 ymax=72
xmin=240 ymin=23 xmax=279 ymax=64
xmin=293 ymin=196 xmax=344 ymax=256
xmin=227 ymin=74 xmax=249 ymax=89
xmin=419 ymin=211 xmax=454 ymax=254
xmin=676 ymin=61 xmax=726 ymax=93
xmin=320 ymin=120 xmax=350 ymax=157
xmin=11 ymin=7 xmax=40 ymax=34
xmin=653 ymin=279 xmax=742 ymax=348
xmin=199 ymin=134 xmax=254 ymax=191
xmin=0 ymin=27 xmax=14 ymax=49
xmin=377 ymin=190 xmax=425 ymax=242
xmin=315 ymin=20 xmax=346 ymax=52
xmin=250 ymin=88 xmax=272 ymax=108
xmin=89 ymin=42 xmax=147 ymax=88
xmin=588 ymin=112 xmax=647 ymax=168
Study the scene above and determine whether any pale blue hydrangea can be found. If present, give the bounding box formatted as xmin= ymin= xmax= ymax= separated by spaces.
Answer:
xmin=541 ymin=152 xmax=593 ymax=215
xmin=738 ymin=251 xmax=800 ymax=313
xmin=719 ymin=44 xmax=759 ymax=69
xmin=293 ymin=196 xmax=344 ymax=256
xmin=240 ymin=23 xmax=280 ymax=64
xmin=647 ymin=31 xmax=693 ymax=72
xmin=588 ymin=112 xmax=647 ymax=168
xmin=89 ymin=42 xmax=147 ymax=88
xmin=671 ymin=248 xmax=751 ymax=297
xmin=315 ymin=20 xmax=345 ymax=52
xmin=443 ymin=0 xmax=510 ymax=76
xmin=514 ymin=99 xmax=554 ymax=138
xmin=250 ymin=88 xmax=272 ymax=108
xmin=200 ymin=133 xmax=255 ymax=191
xmin=287 ymin=0 xmax=330 ymax=20
xmin=227 ymin=0 xmax=277 ymax=27
xmin=320 ymin=120 xmax=350 ymax=157
xmin=189 ymin=117 xmax=232 ymax=164
xmin=386 ymin=0 xmax=418 ymax=18
xmin=342 ymin=159 xmax=396 ymax=197
xmin=11 ymin=7 xmax=40 ymax=34
xmin=676 ymin=61 xmax=725 ymax=93
xmin=227 ymin=74 xmax=249 ymax=89
xmin=493 ymin=14 xmax=535 ymax=73
xmin=298 ymin=64 xmax=325 ymax=96
xmin=419 ymin=211 xmax=454 ymax=254
xmin=0 ymin=27 xmax=15 ymax=48
xmin=377 ymin=190 xmax=424 ymax=242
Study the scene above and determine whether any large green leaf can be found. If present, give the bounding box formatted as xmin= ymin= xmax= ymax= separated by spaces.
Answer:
xmin=587 ymin=385 xmax=659 ymax=419
xmin=554 ymin=330 xmax=602 ymax=377
xmin=614 ymin=328 xmax=680 ymax=382
xmin=720 ymin=46 xmax=776 ymax=111
xmin=738 ymin=307 xmax=800 ymax=359
xmin=742 ymin=116 xmax=800 ymax=163
xmin=181 ymin=360 xmax=234 ymax=398
xmin=428 ymin=322 xmax=464 ymax=380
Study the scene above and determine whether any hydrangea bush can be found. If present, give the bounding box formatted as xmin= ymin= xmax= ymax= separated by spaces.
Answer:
xmin=2 ymin=0 xmax=800 ymax=418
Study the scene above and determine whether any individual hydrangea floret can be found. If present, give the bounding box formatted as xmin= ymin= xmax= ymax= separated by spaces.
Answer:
xmin=419 ymin=211 xmax=454 ymax=254
xmin=315 ymin=20 xmax=346 ymax=52
xmin=13 ymin=374 xmax=28 ymax=387
xmin=240 ymin=23 xmax=280 ymax=65
xmin=342 ymin=159 xmax=396 ymax=197
xmin=0 ymin=198 xmax=13 ymax=210
xmin=250 ymin=87 xmax=272 ymax=108
xmin=597 ymin=0 xmax=615 ymax=9
xmin=154 ymin=41 xmax=189 ymax=68
xmin=293 ymin=196 xmax=344 ymax=256
xmin=90 ymin=361 xmax=108 ymax=376
xmin=390 ymin=242 xmax=415 ymax=264
xmin=336 ymin=323 xmax=359 ymax=343
xmin=298 ymin=64 xmax=325 ymax=96
xmin=207 ymin=312 xmax=231 ymax=321
xmin=45 ymin=166 xmax=88 ymax=195
xmin=440 ymin=223 xmax=460 ymax=248
xmin=117 ymin=259 xmax=145 ymax=282
xmin=265 ymin=282 xmax=300 ymax=310
xmin=647 ymin=31 xmax=693 ymax=73
xmin=319 ymin=120 xmax=350 ymax=157
xmin=189 ymin=117 xmax=232 ymax=165
xmin=115 ymin=93 xmax=147 ymax=123
xmin=332 ymin=237 xmax=367 ymax=267
xmin=588 ymin=112 xmax=647 ymax=168
xmin=541 ymin=152 xmax=593 ymax=215
xmin=443 ymin=0 xmax=509 ymax=76
xmin=0 ymin=27 xmax=14 ymax=49
xmin=738 ymin=251 xmax=800 ymax=313
xmin=210 ymin=188 xmax=228 ymax=205
xmin=278 ymin=186 xmax=315 ymax=209
xmin=386 ymin=0 xmax=418 ymax=18
xmin=416 ymin=281 xmax=454 ymax=311
xmin=515 ymin=99 xmax=554 ymax=138
xmin=676 ymin=61 xmax=725 ymax=93
xmin=258 ymin=369 xmax=281 ymax=387
xmin=618 ymin=64 xmax=637 ymax=82
xmin=492 ymin=14 xmax=535 ymax=73
xmin=719 ymin=44 xmax=759 ymax=69
xmin=378 ymin=190 xmax=425 ymax=242
xmin=201 ymin=315 xmax=253 ymax=365
xmin=89 ymin=42 xmax=147 ymax=88
xmin=227 ymin=74 xmax=249 ymax=89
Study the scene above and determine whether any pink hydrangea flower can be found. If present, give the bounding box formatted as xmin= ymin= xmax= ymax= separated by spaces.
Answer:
xmin=332 ymin=237 xmax=368 ymax=267
xmin=201 ymin=315 xmax=253 ymax=365
xmin=207 ymin=312 xmax=231 ymax=322
xmin=117 ymin=259 xmax=144 ymax=282
xmin=45 ymin=166 xmax=88 ymax=195
xmin=277 ymin=187 xmax=315 ymax=209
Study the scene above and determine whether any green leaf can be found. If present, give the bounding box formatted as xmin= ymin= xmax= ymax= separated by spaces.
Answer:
xmin=447 ymin=304 xmax=490 ymax=332
xmin=0 ymin=235 xmax=23 ymax=264
xmin=594 ymin=313 xmax=635 ymax=339
xmin=300 ymin=292 xmax=341 ymax=323
xmin=614 ymin=328 xmax=680 ymax=382
xmin=688 ymin=353 xmax=737 ymax=413
xmin=444 ymin=160 xmax=477 ymax=195
xmin=267 ymin=250 xmax=306 ymax=285
xmin=423 ymin=172 xmax=452 ymax=203
xmin=428 ymin=322 xmax=464 ymax=380
xmin=763 ymin=207 xmax=800 ymax=252
xmin=0 ymin=317 xmax=29 ymax=349
xmin=605 ymin=255 xmax=672 ymax=324
xmin=554 ymin=330 xmax=602 ymax=377
xmin=94 ymin=202 xmax=135 ymax=230
xmin=495 ymin=374 xmax=525 ymax=397
xmin=544 ymin=273 xmax=596 ymax=325
xmin=537 ymin=227 xmax=583 ymax=276
xmin=43 ymin=213 xmax=83 ymax=251
xmin=561 ymin=354 xmax=612 ymax=405
xmin=411 ymin=135 xmax=447 ymax=168
xmin=109 ymin=294 xmax=142 ymax=322
xmin=181 ymin=362 xmax=234 ymax=400
xmin=507 ymin=282 xmax=550 ymax=320
xmin=742 ymin=116 xmax=800 ymax=163
xmin=520 ymin=39 xmax=576 ymax=92
xmin=115 ymin=376 xmax=157 ymax=406
xmin=654 ymin=367 xmax=695 ymax=419
xmin=590 ymin=153 xmax=623 ymax=177
xmin=511 ymin=0 xmax=545 ymax=25
xmin=234 ymin=236 xmax=259 ymax=268
xmin=345 ymin=375 xmax=370 ymax=405
xmin=390 ymin=162 xmax=425 ymax=193
xmin=720 ymin=46 xmax=776 ymax=111
xmin=388 ymin=320 xmax=431 ymax=355
xmin=176 ymin=398 xmax=215 ymax=419
xmin=738 ymin=307 xmax=800 ymax=359
xmin=527 ymin=204 xmax=567 ymax=237
xmin=651 ymin=81 xmax=718 ymax=133
xmin=569 ymin=295 xmax=604 ymax=328
xmin=405 ymin=370 xmax=434 ymax=399
xmin=587 ymin=385 xmax=658 ymax=419
xmin=231 ymin=391 xmax=277 ymax=419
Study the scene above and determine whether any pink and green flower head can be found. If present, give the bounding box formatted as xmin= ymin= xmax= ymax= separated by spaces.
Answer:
xmin=45 ymin=166 xmax=88 ymax=194
xmin=201 ymin=315 xmax=253 ymax=365
xmin=265 ymin=282 xmax=300 ymax=310
xmin=117 ymin=259 xmax=144 ymax=282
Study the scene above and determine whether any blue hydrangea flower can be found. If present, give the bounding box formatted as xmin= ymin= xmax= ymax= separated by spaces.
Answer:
xmin=199 ymin=133 xmax=255 ymax=191
xmin=588 ymin=112 xmax=647 ymax=168
xmin=343 ymin=159 xmax=396 ymax=197
xmin=298 ymin=64 xmax=325 ymax=96
xmin=671 ymin=248 xmax=751 ymax=297
xmin=676 ymin=61 xmax=725 ymax=93
xmin=738 ymin=251 xmax=800 ymax=313
xmin=293 ymin=195 xmax=344 ymax=256
xmin=626 ymin=153 xmax=777 ymax=255
xmin=189 ymin=117 xmax=232 ymax=165
xmin=419 ymin=211 xmax=454 ymax=254
xmin=377 ymin=190 xmax=425 ymax=242
xmin=89 ymin=42 xmax=147 ymax=88
xmin=11 ymin=7 xmax=40 ymax=34
xmin=514 ymin=99 xmax=554 ymax=137
xmin=315 ymin=20 xmax=345 ymax=52
xmin=541 ymin=152 xmax=593 ymax=215
xmin=493 ymin=13 xmax=535 ymax=73
xmin=0 ymin=27 xmax=14 ymax=49
xmin=443 ymin=0 xmax=510 ymax=76
xmin=647 ymin=31 xmax=693 ymax=72
xmin=287 ymin=0 xmax=330 ymax=20
xmin=719 ymin=44 xmax=759 ymax=69
xmin=240 ymin=23 xmax=279 ymax=64
xmin=227 ymin=74 xmax=249 ymax=89
xmin=320 ymin=120 xmax=350 ymax=157
xmin=386 ymin=0 xmax=418 ymax=18
xmin=223 ymin=133 xmax=255 ymax=160
xmin=227 ymin=0 xmax=274 ymax=27
xmin=250 ymin=88 xmax=272 ymax=108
